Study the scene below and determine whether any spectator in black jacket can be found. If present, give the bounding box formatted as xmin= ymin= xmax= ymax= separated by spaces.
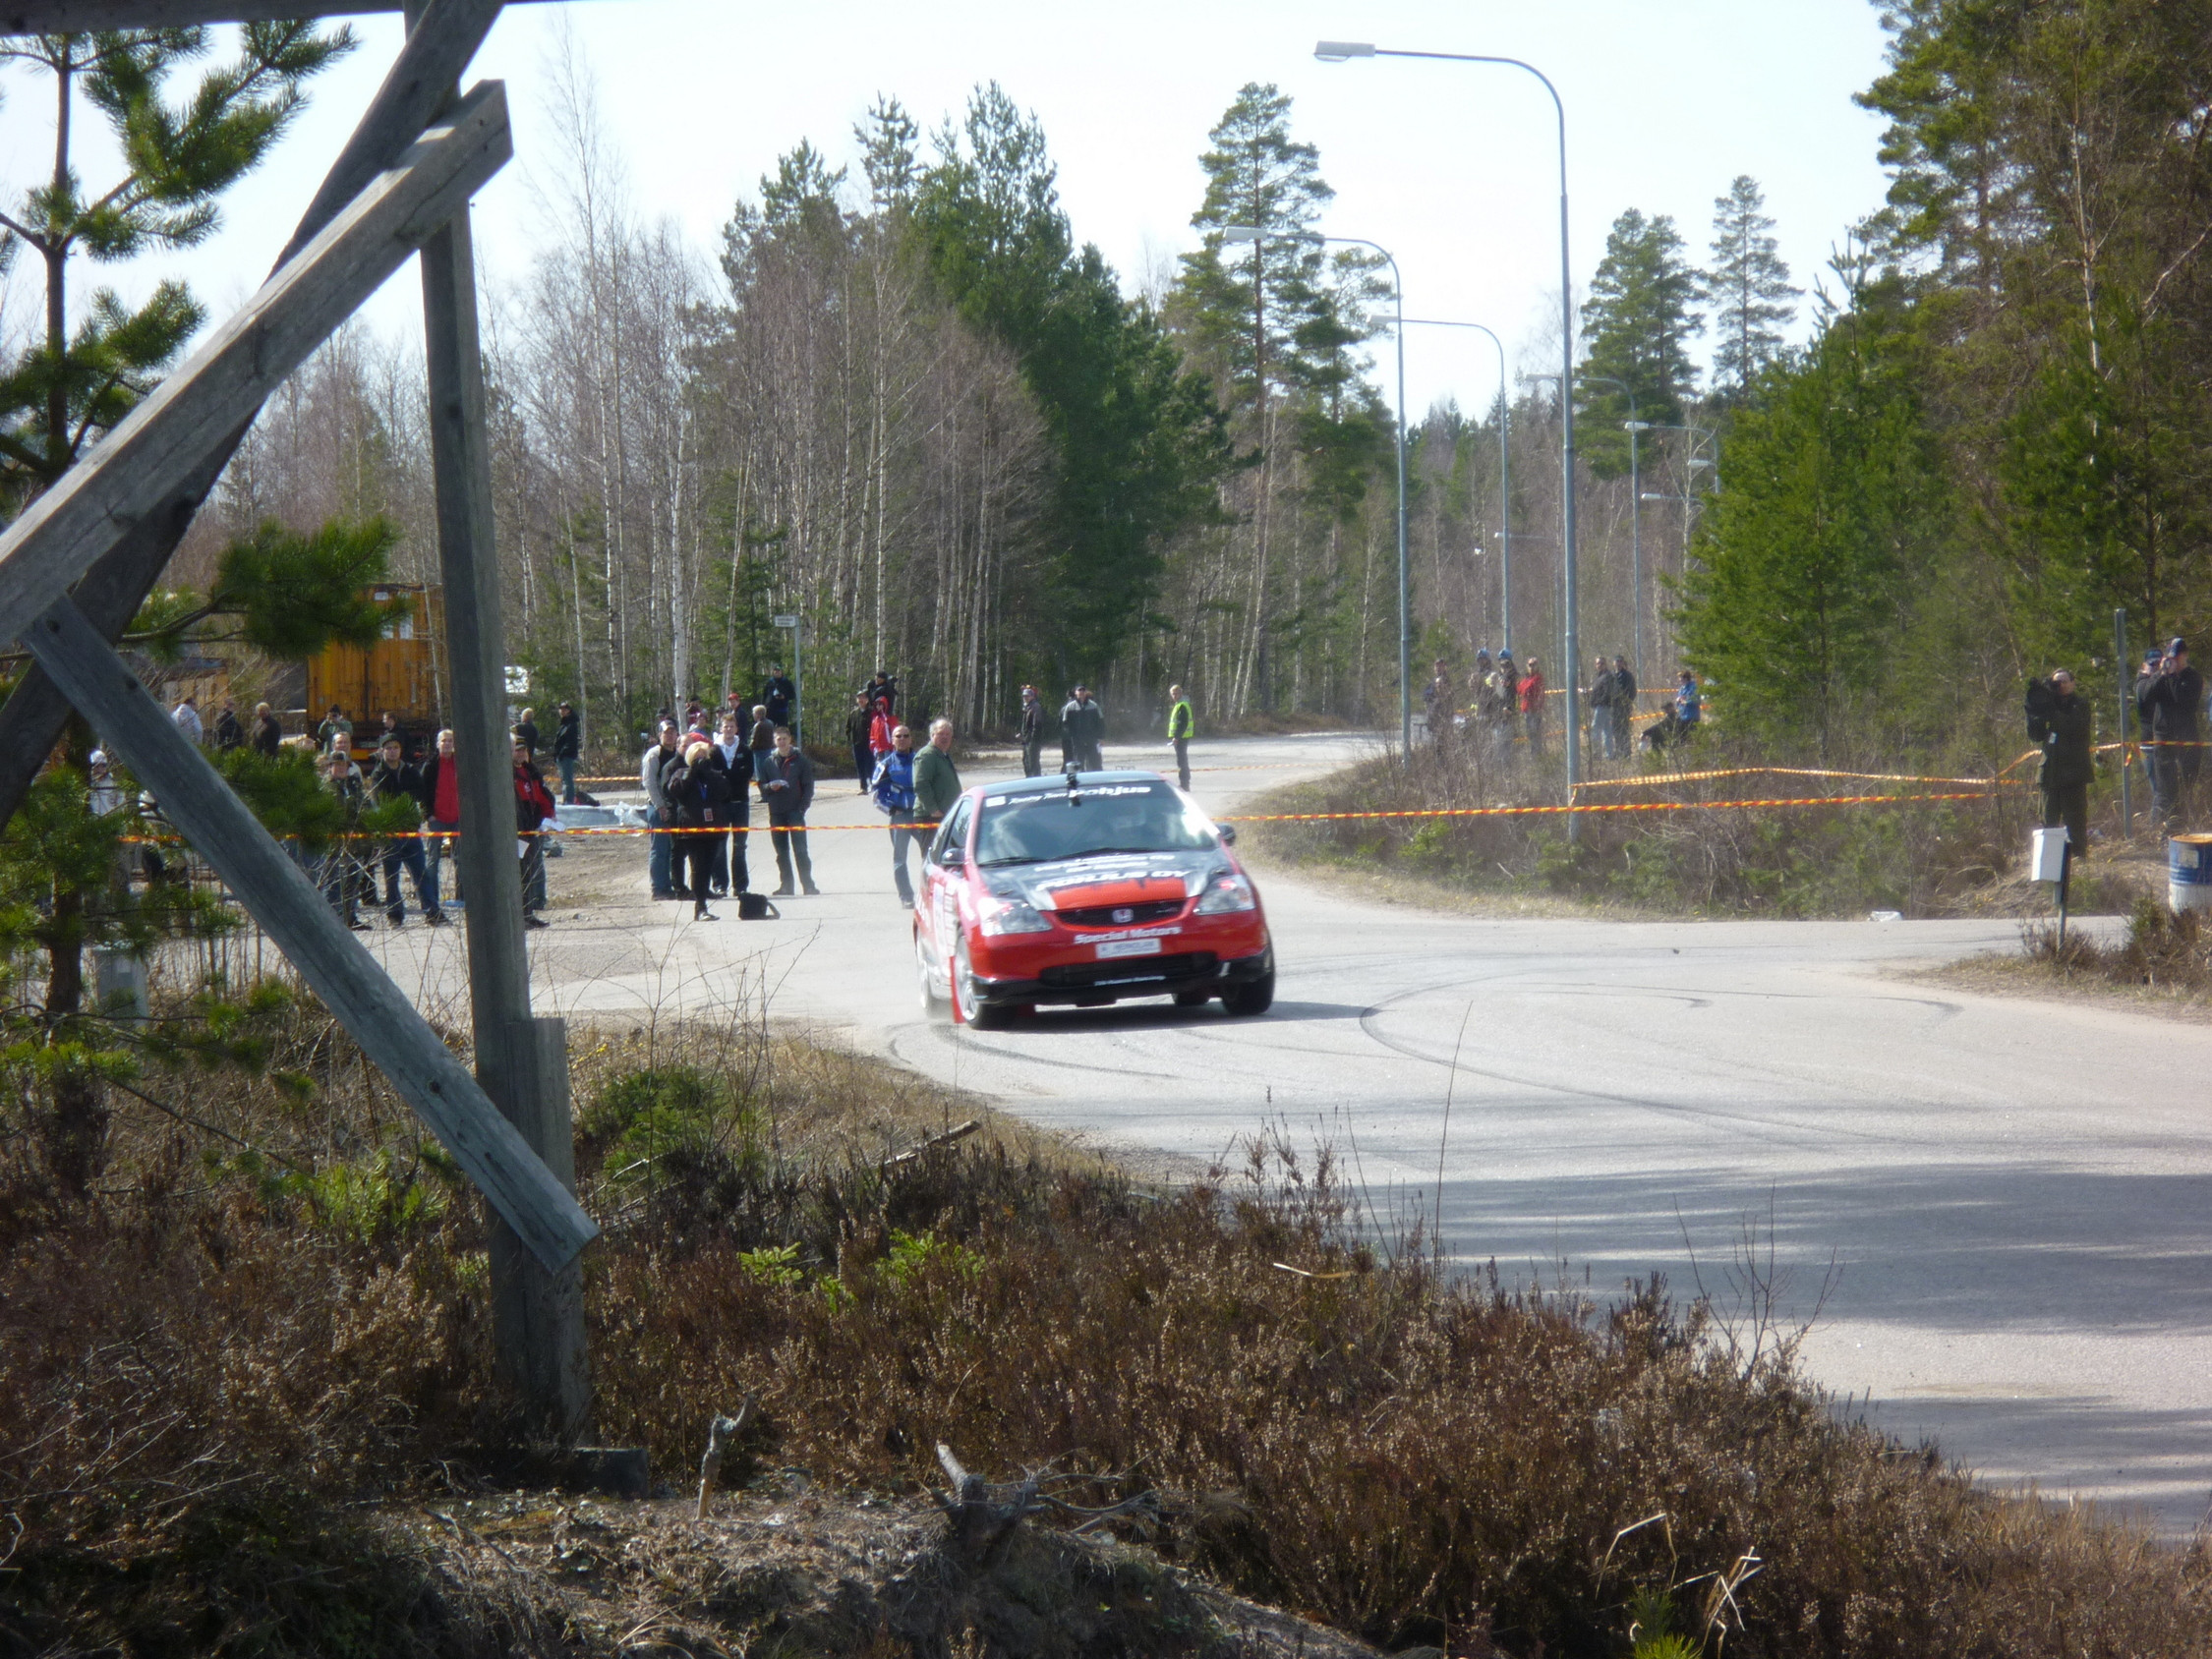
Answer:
xmin=250 ymin=702 xmax=282 ymax=758
xmin=213 ymin=696 xmax=244 ymax=751
xmin=1019 ymin=684 xmax=1047 ymax=776
xmin=553 ymin=701 xmax=582 ymax=802
xmin=2137 ymin=638 xmax=2204 ymax=830
xmin=2032 ymin=668 xmax=2096 ymax=853
xmin=762 ymin=665 xmax=796 ymax=730
xmin=367 ymin=732 xmax=444 ymax=926
xmin=514 ymin=707 xmax=541 ymax=760
xmin=844 ymin=692 xmax=875 ymax=793
xmin=665 ymin=739 xmax=731 ymax=920
xmin=708 ymin=712 xmax=753 ymax=896
xmin=1610 ymin=658 xmax=1638 ymax=756
xmin=759 ymin=726 xmax=819 ymax=896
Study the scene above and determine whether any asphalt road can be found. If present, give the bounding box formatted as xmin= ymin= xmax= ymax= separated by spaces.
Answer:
xmin=376 ymin=730 xmax=2212 ymax=1532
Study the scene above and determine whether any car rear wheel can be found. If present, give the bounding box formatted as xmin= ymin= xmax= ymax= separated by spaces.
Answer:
xmin=1221 ymin=969 xmax=1274 ymax=1017
xmin=953 ymin=936 xmax=1011 ymax=1030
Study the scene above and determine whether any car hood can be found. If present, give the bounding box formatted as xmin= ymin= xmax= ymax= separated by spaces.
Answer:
xmin=979 ymin=849 xmax=1225 ymax=911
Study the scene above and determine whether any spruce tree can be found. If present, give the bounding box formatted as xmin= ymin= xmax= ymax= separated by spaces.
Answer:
xmin=1577 ymin=208 xmax=1702 ymax=476
xmin=1706 ymin=175 xmax=1799 ymax=401
xmin=911 ymin=85 xmax=1230 ymax=681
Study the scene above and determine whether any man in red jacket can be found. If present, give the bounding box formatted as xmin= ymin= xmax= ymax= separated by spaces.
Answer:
xmin=420 ymin=727 xmax=462 ymax=901
xmin=513 ymin=737 xmax=556 ymax=928
xmin=1518 ymin=658 xmax=1546 ymax=760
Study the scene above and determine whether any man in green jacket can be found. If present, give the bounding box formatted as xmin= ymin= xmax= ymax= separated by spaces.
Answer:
xmin=915 ymin=717 xmax=963 ymax=824
xmin=1167 ymin=684 xmax=1194 ymax=790
xmin=2033 ymin=667 xmax=2095 ymax=854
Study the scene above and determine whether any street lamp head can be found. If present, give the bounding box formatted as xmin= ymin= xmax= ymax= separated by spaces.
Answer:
xmin=1222 ymin=225 xmax=1262 ymax=245
xmin=1314 ymin=40 xmax=1376 ymax=61
xmin=1688 ymin=458 xmax=1716 ymax=470
xmin=1622 ymin=420 xmax=1653 ymax=431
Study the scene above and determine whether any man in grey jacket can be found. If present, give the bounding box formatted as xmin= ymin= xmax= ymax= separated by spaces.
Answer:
xmin=1060 ymin=685 xmax=1105 ymax=772
xmin=758 ymin=725 xmax=820 ymax=896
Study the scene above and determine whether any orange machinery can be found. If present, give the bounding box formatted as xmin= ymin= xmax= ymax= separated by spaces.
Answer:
xmin=304 ymin=584 xmax=445 ymax=747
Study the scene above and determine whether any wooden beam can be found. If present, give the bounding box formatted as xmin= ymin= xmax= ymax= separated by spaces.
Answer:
xmin=1 ymin=1 xmax=553 ymax=29
xmin=26 ymin=596 xmax=597 ymax=1270
xmin=0 ymin=80 xmax=510 ymax=642
xmin=0 ymin=0 xmax=509 ymax=837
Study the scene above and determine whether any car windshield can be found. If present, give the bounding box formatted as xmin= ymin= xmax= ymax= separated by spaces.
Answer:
xmin=974 ymin=782 xmax=1216 ymax=867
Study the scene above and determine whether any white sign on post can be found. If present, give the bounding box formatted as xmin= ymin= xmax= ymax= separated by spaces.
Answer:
xmin=773 ymin=615 xmax=803 ymax=740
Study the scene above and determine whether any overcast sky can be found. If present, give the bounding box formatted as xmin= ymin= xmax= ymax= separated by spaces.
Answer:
xmin=0 ymin=0 xmax=1898 ymax=422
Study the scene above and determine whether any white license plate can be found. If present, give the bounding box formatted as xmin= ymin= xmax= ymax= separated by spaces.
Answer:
xmin=1094 ymin=937 xmax=1163 ymax=960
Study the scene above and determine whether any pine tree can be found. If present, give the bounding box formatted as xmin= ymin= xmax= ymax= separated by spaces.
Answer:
xmin=1706 ymin=175 xmax=1799 ymax=401
xmin=1174 ymin=83 xmax=1334 ymax=420
xmin=1169 ymin=83 xmax=1352 ymax=709
xmin=1675 ymin=263 xmax=1950 ymax=756
xmin=1577 ymin=208 xmax=1702 ymax=476
xmin=0 ymin=24 xmax=353 ymax=518
xmin=0 ymin=21 xmax=352 ymax=1198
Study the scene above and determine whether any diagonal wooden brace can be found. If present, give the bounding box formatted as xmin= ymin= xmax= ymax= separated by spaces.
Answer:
xmin=0 ymin=0 xmax=511 ymax=840
xmin=26 ymin=596 xmax=597 ymax=1272
xmin=0 ymin=79 xmax=511 ymax=632
xmin=2 ymin=3 xmax=550 ymax=30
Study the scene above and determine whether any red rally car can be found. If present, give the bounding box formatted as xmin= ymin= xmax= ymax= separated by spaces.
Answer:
xmin=914 ymin=769 xmax=1275 ymax=1028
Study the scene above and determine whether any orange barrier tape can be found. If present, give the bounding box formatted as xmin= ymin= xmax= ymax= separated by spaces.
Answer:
xmin=1575 ymin=765 xmax=2025 ymax=791
xmin=1219 ymin=791 xmax=2000 ymax=824
xmin=122 ymin=785 xmax=1999 ymax=848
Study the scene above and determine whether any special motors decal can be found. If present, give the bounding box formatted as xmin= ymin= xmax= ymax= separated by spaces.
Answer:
xmin=1070 ymin=924 xmax=1184 ymax=944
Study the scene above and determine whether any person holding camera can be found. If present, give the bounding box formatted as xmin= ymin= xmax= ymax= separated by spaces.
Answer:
xmin=2136 ymin=637 xmax=2204 ymax=830
xmin=2028 ymin=668 xmax=2095 ymax=854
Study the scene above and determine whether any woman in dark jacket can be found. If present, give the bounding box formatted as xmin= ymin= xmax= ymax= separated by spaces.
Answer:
xmin=553 ymin=701 xmax=583 ymax=802
xmin=668 ymin=739 xmax=733 ymax=920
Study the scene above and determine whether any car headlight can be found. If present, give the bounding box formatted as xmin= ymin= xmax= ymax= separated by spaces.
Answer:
xmin=978 ymin=892 xmax=1052 ymax=936
xmin=1193 ymin=871 xmax=1256 ymax=914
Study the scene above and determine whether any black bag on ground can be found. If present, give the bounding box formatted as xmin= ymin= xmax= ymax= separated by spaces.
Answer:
xmin=737 ymin=891 xmax=778 ymax=921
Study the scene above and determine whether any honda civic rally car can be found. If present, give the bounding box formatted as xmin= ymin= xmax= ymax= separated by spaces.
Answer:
xmin=914 ymin=770 xmax=1274 ymax=1027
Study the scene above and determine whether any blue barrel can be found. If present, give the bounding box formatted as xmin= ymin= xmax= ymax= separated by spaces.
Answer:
xmin=2168 ymin=834 xmax=2212 ymax=913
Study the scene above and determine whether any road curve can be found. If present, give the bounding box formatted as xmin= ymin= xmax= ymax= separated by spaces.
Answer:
xmin=377 ymin=730 xmax=2212 ymax=1531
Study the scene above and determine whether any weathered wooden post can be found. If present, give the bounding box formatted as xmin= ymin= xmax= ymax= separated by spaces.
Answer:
xmin=406 ymin=0 xmax=590 ymax=1439
xmin=0 ymin=0 xmax=597 ymax=1434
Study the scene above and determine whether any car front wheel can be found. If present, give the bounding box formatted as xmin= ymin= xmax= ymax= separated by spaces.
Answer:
xmin=953 ymin=936 xmax=1011 ymax=1030
xmin=916 ymin=926 xmax=948 ymax=1019
xmin=1221 ymin=969 xmax=1274 ymax=1017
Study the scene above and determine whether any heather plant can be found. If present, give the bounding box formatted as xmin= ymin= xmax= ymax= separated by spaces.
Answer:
xmin=0 ymin=1002 xmax=2205 ymax=1657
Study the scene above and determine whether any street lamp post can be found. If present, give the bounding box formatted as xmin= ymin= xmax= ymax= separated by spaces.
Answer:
xmin=1317 ymin=39 xmax=1582 ymax=829
xmin=1225 ymin=224 xmax=1411 ymax=758
xmin=1402 ymin=315 xmax=1511 ymax=653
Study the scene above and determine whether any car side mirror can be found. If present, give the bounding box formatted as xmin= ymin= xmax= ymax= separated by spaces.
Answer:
xmin=941 ymin=846 xmax=965 ymax=867
xmin=1216 ymin=824 xmax=1237 ymax=846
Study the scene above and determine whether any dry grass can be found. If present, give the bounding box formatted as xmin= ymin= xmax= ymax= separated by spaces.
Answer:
xmin=1 ymin=985 xmax=2209 ymax=1656
xmin=2014 ymin=897 xmax=2212 ymax=999
xmin=1254 ymin=734 xmax=2038 ymax=920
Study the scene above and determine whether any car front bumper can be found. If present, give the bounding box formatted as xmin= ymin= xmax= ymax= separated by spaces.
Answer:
xmin=970 ymin=944 xmax=1273 ymax=1008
